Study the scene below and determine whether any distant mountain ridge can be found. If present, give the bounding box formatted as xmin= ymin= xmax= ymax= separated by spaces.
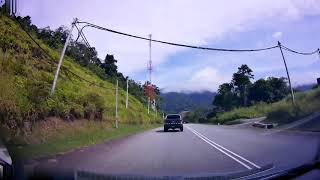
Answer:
xmin=160 ymin=91 xmax=216 ymax=113
xmin=294 ymin=83 xmax=317 ymax=92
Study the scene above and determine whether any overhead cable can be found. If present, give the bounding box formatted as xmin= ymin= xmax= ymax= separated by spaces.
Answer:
xmin=280 ymin=44 xmax=319 ymax=56
xmin=76 ymin=21 xmax=279 ymax=52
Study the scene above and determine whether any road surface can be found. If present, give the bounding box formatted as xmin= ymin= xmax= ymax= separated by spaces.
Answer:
xmin=26 ymin=123 xmax=320 ymax=178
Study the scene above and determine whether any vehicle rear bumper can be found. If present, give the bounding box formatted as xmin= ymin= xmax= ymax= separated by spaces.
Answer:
xmin=164 ymin=124 xmax=183 ymax=129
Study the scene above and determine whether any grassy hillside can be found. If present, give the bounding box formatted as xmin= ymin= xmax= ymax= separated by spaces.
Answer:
xmin=2 ymin=118 xmax=158 ymax=159
xmin=210 ymin=87 xmax=320 ymax=125
xmin=0 ymin=14 xmax=162 ymax=157
xmin=0 ymin=14 xmax=160 ymax=125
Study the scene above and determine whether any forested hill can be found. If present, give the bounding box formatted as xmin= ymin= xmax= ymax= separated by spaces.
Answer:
xmin=160 ymin=91 xmax=216 ymax=113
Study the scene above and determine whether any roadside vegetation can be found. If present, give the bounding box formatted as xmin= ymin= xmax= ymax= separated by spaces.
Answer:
xmin=209 ymin=87 xmax=320 ymax=125
xmin=185 ymin=64 xmax=319 ymax=125
xmin=1 ymin=119 xmax=158 ymax=159
xmin=0 ymin=8 xmax=161 ymax=159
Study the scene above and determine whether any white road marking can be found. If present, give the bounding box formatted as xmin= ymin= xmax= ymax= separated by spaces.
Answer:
xmin=191 ymin=127 xmax=261 ymax=169
xmin=186 ymin=126 xmax=261 ymax=170
xmin=48 ymin=158 xmax=58 ymax=163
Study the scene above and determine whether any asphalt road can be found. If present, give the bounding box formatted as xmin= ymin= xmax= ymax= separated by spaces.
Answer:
xmin=27 ymin=123 xmax=320 ymax=178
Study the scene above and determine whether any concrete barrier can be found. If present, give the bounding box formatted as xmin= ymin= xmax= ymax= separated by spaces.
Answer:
xmin=252 ymin=122 xmax=274 ymax=129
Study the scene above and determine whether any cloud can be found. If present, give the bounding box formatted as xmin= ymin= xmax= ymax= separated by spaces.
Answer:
xmin=20 ymin=0 xmax=320 ymax=73
xmin=161 ymin=67 xmax=230 ymax=92
xmin=189 ymin=67 xmax=229 ymax=91
xmin=272 ymin=31 xmax=283 ymax=39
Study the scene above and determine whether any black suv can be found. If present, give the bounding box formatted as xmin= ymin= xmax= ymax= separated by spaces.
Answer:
xmin=164 ymin=114 xmax=183 ymax=132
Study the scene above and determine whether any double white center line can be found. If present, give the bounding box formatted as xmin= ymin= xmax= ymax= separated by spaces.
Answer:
xmin=186 ymin=126 xmax=260 ymax=170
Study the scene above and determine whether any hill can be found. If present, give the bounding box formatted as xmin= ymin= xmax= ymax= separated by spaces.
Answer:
xmin=0 ymin=15 xmax=159 ymax=125
xmin=160 ymin=91 xmax=216 ymax=113
xmin=0 ymin=14 xmax=161 ymax=158
xmin=294 ymin=83 xmax=317 ymax=92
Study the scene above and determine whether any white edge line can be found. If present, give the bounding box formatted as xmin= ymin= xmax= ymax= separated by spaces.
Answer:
xmin=190 ymin=127 xmax=261 ymax=169
xmin=232 ymin=166 xmax=275 ymax=180
xmin=187 ymin=127 xmax=252 ymax=170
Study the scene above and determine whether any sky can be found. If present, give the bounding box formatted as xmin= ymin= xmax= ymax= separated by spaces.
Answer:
xmin=13 ymin=0 xmax=320 ymax=92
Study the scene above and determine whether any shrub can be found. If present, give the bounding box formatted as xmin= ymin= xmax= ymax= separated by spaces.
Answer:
xmin=25 ymin=80 xmax=50 ymax=106
xmin=80 ymin=92 xmax=106 ymax=120
xmin=46 ymin=98 xmax=69 ymax=117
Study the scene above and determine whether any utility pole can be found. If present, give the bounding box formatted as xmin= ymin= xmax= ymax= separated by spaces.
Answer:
xmin=278 ymin=41 xmax=295 ymax=105
xmin=147 ymin=97 xmax=150 ymax=114
xmin=147 ymin=34 xmax=152 ymax=114
xmin=115 ymin=79 xmax=119 ymax=128
xmin=148 ymin=34 xmax=152 ymax=83
xmin=5 ymin=0 xmax=17 ymax=16
xmin=51 ymin=18 xmax=77 ymax=95
xmin=126 ymin=79 xmax=129 ymax=109
xmin=155 ymin=100 xmax=157 ymax=117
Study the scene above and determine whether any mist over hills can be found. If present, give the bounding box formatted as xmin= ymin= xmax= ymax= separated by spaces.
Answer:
xmin=160 ymin=91 xmax=216 ymax=113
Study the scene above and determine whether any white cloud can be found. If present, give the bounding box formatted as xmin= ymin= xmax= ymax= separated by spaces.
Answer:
xmin=162 ymin=67 xmax=230 ymax=92
xmin=272 ymin=31 xmax=283 ymax=39
xmin=188 ymin=67 xmax=230 ymax=91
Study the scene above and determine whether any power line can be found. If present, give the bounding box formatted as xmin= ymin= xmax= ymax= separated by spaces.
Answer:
xmin=280 ymin=44 xmax=319 ymax=56
xmin=13 ymin=15 xmax=320 ymax=93
xmin=75 ymin=24 xmax=91 ymax=48
xmin=13 ymin=16 xmax=115 ymax=91
xmin=76 ymin=21 xmax=279 ymax=52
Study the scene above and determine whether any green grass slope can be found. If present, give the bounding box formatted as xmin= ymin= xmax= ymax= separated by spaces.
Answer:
xmin=210 ymin=87 xmax=320 ymax=125
xmin=0 ymin=15 xmax=160 ymax=129
xmin=0 ymin=15 xmax=162 ymax=159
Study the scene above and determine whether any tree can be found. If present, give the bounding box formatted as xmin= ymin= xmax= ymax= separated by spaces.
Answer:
xmin=67 ymin=42 xmax=100 ymax=66
xmin=16 ymin=16 xmax=39 ymax=35
xmin=231 ymin=64 xmax=254 ymax=106
xmin=101 ymin=54 xmax=118 ymax=78
xmin=212 ymin=83 xmax=238 ymax=111
xmin=249 ymin=79 xmax=272 ymax=103
xmin=249 ymin=77 xmax=289 ymax=104
xmin=267 ymin=77 xmax=290 ymax=102
xmin=38 ymin=26 xmax=68 ymax=49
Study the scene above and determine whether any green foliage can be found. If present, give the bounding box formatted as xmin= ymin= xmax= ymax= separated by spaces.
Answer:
xmin=86 ymin=63 xmax=106 ymax=80
xmin=232 ymin=64 xmax=254 ymax=106
xmin=213 ymin=65 xmax=255 ymax=111
xmin=184 ymin=108 xmax=212 ymax=123
xmin=0 ymin=15 xmax=161 ymax=131
xmin=101 ymin=54 xmax=118 ymax=77
xmin=266 ymin=88 xmax=320 ymax=125
xmin=210 ymin=103 xmax=268 ymax=124
xmin=209 ymin=88 xmax=320 ymax=125
xmin=213 ymin=83 xmax=239 ymax=111
xmin=6 ymin=121 xmax=160 ymax=159
xmin=0 ymin=75 xmax=27 ymax=129
xmin=212 ymin=64 xmax=289 ymax=113
xmin=267 ymin=77 xmax=290 ymax=102
xmin=37 ymin=26 xmax=67 ymax=49
xmin=12 ymin=14 xmax=151 ymax=108
xmin=66 ymin=42 xmax=101 ymax=66
xmin=248 ymin=79 xmax=271 ymax=103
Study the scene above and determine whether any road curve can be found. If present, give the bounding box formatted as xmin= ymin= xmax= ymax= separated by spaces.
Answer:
xmin=28 ymin=123 xmax=320 ymax=177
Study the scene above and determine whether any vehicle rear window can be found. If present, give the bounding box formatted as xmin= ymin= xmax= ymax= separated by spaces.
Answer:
xmin=166 ymin=115 xmax=180 ymax=119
